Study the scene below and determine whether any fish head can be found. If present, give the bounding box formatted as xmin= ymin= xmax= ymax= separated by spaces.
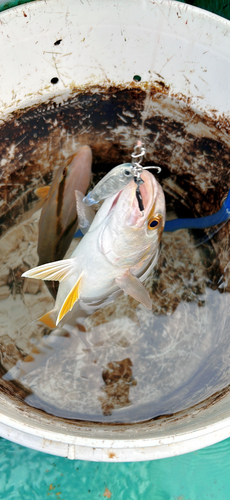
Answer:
xmin=99 ymin=169 xmax=166 ymax=269
xmin=123 ymin=169 xmax=165 ymax=229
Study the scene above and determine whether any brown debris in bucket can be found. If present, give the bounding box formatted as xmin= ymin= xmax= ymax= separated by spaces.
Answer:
xmin=99 ymin=358 xmax=137 ymax=416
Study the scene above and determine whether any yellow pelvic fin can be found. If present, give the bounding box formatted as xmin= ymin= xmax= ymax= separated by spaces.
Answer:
xmin=35 ymin=186 xmax=50 ymax=199
xmin=57 ymin=273 xmax=83 ymax=325
xmin=22 ymin=259 xmax=74 ymax=282
xmin=38 ymin=311 xmax=56 ymax=329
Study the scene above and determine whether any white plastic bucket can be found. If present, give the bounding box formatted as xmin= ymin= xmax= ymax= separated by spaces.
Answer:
xmin=0 ymin=0 xmax=230 ymax=461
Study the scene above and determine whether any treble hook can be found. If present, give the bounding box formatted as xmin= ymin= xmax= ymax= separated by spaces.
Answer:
xmin=131 ymin=141 xmax=161 ymax=179
xmin=131 ymin=141 xmax=145 ymax=185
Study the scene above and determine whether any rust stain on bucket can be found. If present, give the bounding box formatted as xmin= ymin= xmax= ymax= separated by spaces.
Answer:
xmin=0 ymin=84 xmax=229 ymax=236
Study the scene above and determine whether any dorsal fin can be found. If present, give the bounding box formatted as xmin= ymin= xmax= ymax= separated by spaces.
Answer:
xmin=57 ymin=273 xmax=83 ymax=324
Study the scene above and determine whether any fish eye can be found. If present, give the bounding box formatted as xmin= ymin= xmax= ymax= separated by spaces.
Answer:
xmin=148 ymin=215 xmax=162 ymax=230
xmin=124 ymin=169 xmax=131 ymax=176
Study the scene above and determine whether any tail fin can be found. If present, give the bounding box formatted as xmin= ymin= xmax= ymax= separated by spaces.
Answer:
xmin=38 ymin=310 xmax=56 ymax=329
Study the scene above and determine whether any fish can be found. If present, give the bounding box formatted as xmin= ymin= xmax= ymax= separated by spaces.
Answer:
xmin=36 ymin=145 xmax=93 ymax=297
xmin=22 ymin=169 xmax=165 ymax=327
xmin=83 ymin=163 xmax=134 ymax=205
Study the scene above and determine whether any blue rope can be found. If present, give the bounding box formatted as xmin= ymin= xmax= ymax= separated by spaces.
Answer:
xmin=74 ymin=189 xmax=230 ymax=237
xmin=165 ymin=189 xmax=230 ymax=232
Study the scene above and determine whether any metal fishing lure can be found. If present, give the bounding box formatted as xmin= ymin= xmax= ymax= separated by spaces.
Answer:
xmin=83 ymin=141 xmax=161 ymax=214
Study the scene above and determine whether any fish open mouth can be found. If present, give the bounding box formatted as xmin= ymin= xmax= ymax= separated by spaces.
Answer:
xmin=106 ymin=170 xmax=155 ymax=227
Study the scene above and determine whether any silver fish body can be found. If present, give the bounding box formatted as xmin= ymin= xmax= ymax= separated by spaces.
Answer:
xmin=23 ymin=170 xmax=165 ymax=326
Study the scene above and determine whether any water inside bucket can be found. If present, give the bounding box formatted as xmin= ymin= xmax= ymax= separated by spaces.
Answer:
xmin=0 ymin=85 xmax=229 ymax=423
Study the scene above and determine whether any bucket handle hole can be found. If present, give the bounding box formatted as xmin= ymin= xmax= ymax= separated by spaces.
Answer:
xmin=51 ymin=77 xmax=59 ymax=84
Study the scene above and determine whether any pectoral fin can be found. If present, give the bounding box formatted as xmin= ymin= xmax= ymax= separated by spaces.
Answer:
xmin=57 ymin=273 xmax=83 ymax=324
xmin=35 ymin=186 xmax=50 ymax=199
xmin=115 ymin=271 xmax=152 ymax=310
xmin=22 ymin=258 xmax=75 ymax=282
xmin=75 ymin=190 xmax=95 ymax=234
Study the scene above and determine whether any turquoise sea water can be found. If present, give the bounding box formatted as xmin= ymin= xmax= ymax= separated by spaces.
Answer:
xmin=1 ymin=436 xmax=230 ymax=500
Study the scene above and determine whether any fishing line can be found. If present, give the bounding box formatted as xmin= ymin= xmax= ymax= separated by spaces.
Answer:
xmin=170 ymin=217 xmax=230 ymax=252
xmin=192 ymin=217 xmax=230 ymax=249
xmin=136 ymin=66 xmax=157 ymax=147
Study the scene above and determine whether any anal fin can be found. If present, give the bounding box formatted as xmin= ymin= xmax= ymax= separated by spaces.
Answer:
xmin=115 ymin=270 xmax=152 ymax=310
